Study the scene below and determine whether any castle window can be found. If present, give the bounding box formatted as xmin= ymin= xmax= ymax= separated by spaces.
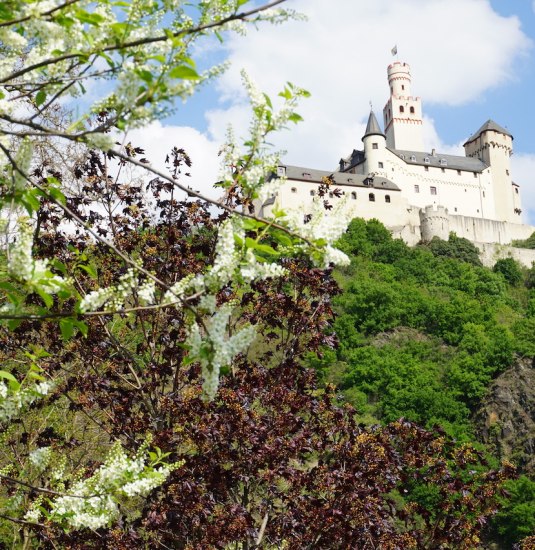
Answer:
xmin=277 ymin=166 xmax=286 ymax=176
xmin=402 ymin=85 xmax=405 ymax=90
xmin=388 ymin=108 xmax=391 ymax=118
xmin=424 ymin=166 xmax=429 ymax=172
xmin=410 ymin=155 xmax=416 ymax=162
xmin=400 ymin=154 xmax=405 ymax=159
xmin=329 ymin=192 xmax=333 ymax=198
xmin=291 ymin=187 xmax=297 ymax=193
xmin=351 ymin=192 xmax=357 ymax=200
xmin=515 ymin=188 xmax=519 ymax=194
xmin=506 ymin=169 xmax=510 ymax=175
xmin=454 ymin=207 xmax=457 ymax=212
xmin=439 ymin=159 xmax=447 ymax=166
xmin=414 ymin=184 xmax=419 ymax=193
xmin=400 ymin=106 xmax=405 ymax=113
xmin=430 ymin=186 xmax=437 ymax=195
xmin=483 ymin=191 xmax=485 ymax=197
xmin=310 ymin=190 xmax=315 ymax=196
xmin=302 ymin=172 xmax=311 ymax=179
xmin=424 ymin=157 xmax=430 ymax=163
xmin=347 ymin=178 xmax=353 ymax=183
xmin=410 ymin=106 xmax=415 ymax=114
xmin=385 ymin=195 xmax=391 ymax=203
xmin=457 ymin=170 xmax=461 ymax=176
xmin=372 ymin=143 xmax=378 ymax=149
xmin=369 ymin=193 xmax=375 ymax=202
xmin=378 ymin=162 xmax=384 ymax=169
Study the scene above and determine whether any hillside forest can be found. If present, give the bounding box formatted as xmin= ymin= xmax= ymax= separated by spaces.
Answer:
xmin=310 ymin=219 xmax=535 ymax=548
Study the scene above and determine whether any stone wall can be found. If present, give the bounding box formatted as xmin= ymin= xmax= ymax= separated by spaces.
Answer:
xmin=476 ymin=242 xmax=535 ymax=268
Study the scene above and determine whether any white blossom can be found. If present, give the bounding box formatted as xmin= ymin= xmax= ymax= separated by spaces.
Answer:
xmin=137 ymin=280 xmax=156 ymax=306
xmin=47 ymin=442 xmax=179 ymax=531
xmin=240 ymin=249 xmax=286 ymax=283
xmin=29 ymin=447 xmax=52 ymax=471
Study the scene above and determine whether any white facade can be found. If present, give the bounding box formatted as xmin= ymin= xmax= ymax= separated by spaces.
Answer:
xmin=257 ymin=61 xmax=535 ymax=263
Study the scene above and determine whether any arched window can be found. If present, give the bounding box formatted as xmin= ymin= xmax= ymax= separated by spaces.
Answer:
xmin=310 ymin=190 xmax=315 ymax=196
xmin=399 ymin=106 xmax=405 ymax=113
xmin=351 ymin=192 xmax=357 ymax=200
xmin=385 ymin=195 xmax=391 ymax=203
xmin=369 ymin=193 xmax=375 ymax=202
xmin=410 ymin=106 xmax=415 ymax=114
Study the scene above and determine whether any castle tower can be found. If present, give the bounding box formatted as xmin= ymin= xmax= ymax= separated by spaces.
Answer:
xmin=362 ymin=110 xmax=387 ymax=176
xmin=382 ymin=62 xmax=424 ymax=151
xmin=464 ymin=120 xmax=519 ymax=223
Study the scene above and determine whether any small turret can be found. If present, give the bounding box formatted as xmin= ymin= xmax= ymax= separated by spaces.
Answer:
xmin=362 ymin=111 xmax=386 ymax=175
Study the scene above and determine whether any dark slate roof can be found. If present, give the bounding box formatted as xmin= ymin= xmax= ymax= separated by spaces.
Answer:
xmin=281 ymin=164 xmax=400 ymax=191
xmin=339 ymin=149 xmax=365 ymax=171
xmin=465 ymin=119 xmax=513 ymax=144
xmin=390 ymin=148 xmax=487 ymax=173
xmin=363 ymin=111 xmax=385 ymax=139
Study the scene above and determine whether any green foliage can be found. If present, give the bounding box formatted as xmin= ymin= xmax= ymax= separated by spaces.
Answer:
xmin=493 ymin=257 xmax=523 ymax=286
xmin=512 ymin=231 xmax=535 ymax=249
xmin=317 ymin=218 xmax=527 ymax=449
xmin=427 ymin=232 xmax=483 ymax=266
xmin=491 ymin=476 xmax=535 ymax=546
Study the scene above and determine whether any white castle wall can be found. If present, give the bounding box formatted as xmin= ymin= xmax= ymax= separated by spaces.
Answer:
xmin=447 ymin=214 xmax=534 ymax=245
xmin=477 ymin=243 xmax=535 ymax=268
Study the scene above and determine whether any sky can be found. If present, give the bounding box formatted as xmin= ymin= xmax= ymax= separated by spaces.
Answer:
xmin=126 ymin=0 xmax=535 ymax=223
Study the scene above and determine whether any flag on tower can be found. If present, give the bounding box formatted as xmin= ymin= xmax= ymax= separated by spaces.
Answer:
xmin=391 ymin=45 xmax=398 ymax=56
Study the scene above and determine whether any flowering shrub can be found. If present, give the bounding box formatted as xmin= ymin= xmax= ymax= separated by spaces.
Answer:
xmin=0 ymin=1 xmax=516 ymax=547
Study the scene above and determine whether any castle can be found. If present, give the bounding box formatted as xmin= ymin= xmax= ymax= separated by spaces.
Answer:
xmin=257 ymin=61 xmax=535 ymax=266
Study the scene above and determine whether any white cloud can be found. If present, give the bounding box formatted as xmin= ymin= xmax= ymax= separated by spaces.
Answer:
xmin=124 ymin=121 xmax=221 ymax=200
xmin=512 ymin=153 xmax=535 ymax=224
xmin=204 ymin=0 xmax=532 ymax=172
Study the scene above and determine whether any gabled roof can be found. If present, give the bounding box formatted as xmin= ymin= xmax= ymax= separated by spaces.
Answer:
xmin=464 ymin=119 xmax=513 ymax=145
xmin=390 ymin=148 xmax=487 ymax=173
xmin=280 ymin=164 xmax=400 ymax=191
xmin=362 ymin=111 xmax=385 ymax=140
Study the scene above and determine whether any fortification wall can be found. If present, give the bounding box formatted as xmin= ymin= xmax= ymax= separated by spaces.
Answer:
xmin=447 ymin=215 xmax=534 ymax=245
xmin=476 ymin=243 xmax=535 ymax=268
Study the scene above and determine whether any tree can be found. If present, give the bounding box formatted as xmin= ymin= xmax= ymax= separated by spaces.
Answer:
xmin=493 ymin=257 xmax=523 ymax=286
xmin=0 ymin=0 xmax=359 ymax=538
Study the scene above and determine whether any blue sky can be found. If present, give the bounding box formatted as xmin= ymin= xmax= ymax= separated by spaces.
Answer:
xmin=128 ymin=0 xmax=535 ymax=222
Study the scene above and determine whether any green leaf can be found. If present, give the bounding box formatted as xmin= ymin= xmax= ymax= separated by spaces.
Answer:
xmin=0 ymin=370 xmax=17 ymax=383
xmin=50 ymin=259 xmax=67 ymax=276
xmin=78 ymin=264 xmax=98 ymax=279
xmin=22 ymin=190 xmax=41 ymax=215
xmin=73 ymin=320 xmax=88 ymax=337
xmin=47 ymin=187 xmax=67 ymax=206
xmin=36 ymin=288 xmax=54 ymax=309
xmin=245 ymin=238 xmax=278 ymax=256
xmin=7 ymin=318 xmax=22 ymax=330
xmin=59 ymin=318 xmax=74 ymax=341
xmin=0 ymin=281 xmax=19 ymax=293
xmin=75 ymin=10 xmax=105 ymax=25
xmin=288 ymin=112 xmax=303 ymax=123
xmin=35 ymin=91 xmax=46 ymax=106
xmin=168 ymin=66 xmax=200 ymax=80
